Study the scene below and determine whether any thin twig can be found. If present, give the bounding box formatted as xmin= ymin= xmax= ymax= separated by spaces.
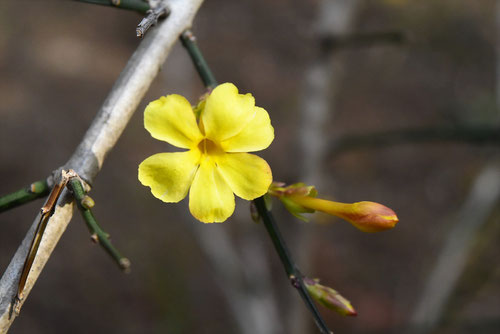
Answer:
xmin=254 ymin=197 xmax=332 ymax=334
xmin=67 ymin=177 xmax=131 ymax=272
xmin=73 ymin=0 xmax=150 ymax=13
xmin=179 ymin=29 xmax=332 ymax=333
xmin=0 ymin=180 xmax=50 ymax=213
xmin=180 ymin=30 xmax=218 ymax=89
xmin=14 ymin=170 xmax=75 ymax=314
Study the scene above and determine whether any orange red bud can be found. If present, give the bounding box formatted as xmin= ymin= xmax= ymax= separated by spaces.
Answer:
xmin=289 ymin=196 xmax=398 ymax=232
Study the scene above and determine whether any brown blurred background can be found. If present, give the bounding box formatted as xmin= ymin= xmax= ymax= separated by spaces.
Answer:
xmin=1 ymin=0 xmax=500 ymax=333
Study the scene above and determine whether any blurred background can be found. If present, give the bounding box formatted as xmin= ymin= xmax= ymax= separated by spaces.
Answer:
xmin=1 ymin=0 xmax=500 ymax=333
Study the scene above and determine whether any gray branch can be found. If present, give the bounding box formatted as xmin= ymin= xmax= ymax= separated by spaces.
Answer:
xmin=410 ymin=164 xmax=500 ymax=332
xmin=0 ymin=0 xmax=204 ymax=331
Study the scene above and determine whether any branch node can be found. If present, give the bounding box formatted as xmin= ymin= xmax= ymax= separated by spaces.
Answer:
xmin=81 ymin=195 xmax=95 ymax=209
xmin=289 ymin=274 xmax=300 ymax=289
xmin=136 ymin=4 xmax=169 ymax=38
xmin=90 ymin=233 xmax=99 ymax=243
xmin=119 ymin=258 xmax=132 ymax=273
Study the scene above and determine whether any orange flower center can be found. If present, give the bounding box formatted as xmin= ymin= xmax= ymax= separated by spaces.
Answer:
xmin=198 ymin=138 xmax=224 ymax=156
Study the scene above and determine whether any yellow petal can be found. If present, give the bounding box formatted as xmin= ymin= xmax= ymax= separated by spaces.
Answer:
xmin=189 ymin=158 xmax=235 ymax=223
xmin=138 ymin=150 xmax=200 ymax=202
xmin=216 ymin=153 xmax=272 ymax=200
xmin=144 ymin=94 xmax=203 ymax=149
xmin=202 ymin=83 xmax=256 ymax=142
xmin=221 ymin=107 xmax=274 ymax=152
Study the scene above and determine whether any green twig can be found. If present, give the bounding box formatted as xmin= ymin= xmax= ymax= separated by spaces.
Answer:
xmin=181 ymin=29 xmax=332 ymax=334
xmin=331 ymin=125 xmax=500 ymax=157
xmin=0 ymin=180 xmax=50 ymax=213
xmin=68 ymin=178 xmax=131 ymax=272
xmin=254 ymin=197 xmax=332 ymax=334
xmin=180 ymin=30 xmax=218 ymax=90
xmin=73 ymin=0 xmax=149 ymax=13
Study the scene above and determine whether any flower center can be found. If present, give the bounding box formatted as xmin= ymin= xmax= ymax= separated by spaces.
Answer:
xmin=198 ymin=138 xmax=224 ymax=156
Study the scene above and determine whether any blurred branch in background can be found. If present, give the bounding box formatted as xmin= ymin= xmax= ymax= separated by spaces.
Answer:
xmin=319 ymin=31 xmax=405 ymax=52
xmin=190 ymin=223 xmax=282 ymax=334
xmin=410 ymin=165 xmax=500 ymax=333
xmin=330 ymin=125 xmax=500 ymax=156
xmin=0 ymin=0 xmax=204 ymax=331
xmin=293 ymin=0 xmax=360 ymax=332
xmin=409 ymin=2 xmax=500 ymax=331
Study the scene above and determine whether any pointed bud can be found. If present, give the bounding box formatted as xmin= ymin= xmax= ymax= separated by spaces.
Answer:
xmin=304 ymin=278 xmax=357 ymax=316
xmin=289 ymin=196 xmax=398 ymax=232
xmin=269 ymin=182 xmax=398 ymax=231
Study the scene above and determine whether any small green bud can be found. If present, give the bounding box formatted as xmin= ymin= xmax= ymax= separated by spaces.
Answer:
xmin=81 ymin=195 xmax=95 ymax=209
xmin=304 ymin=278 xmax=357 ymax=316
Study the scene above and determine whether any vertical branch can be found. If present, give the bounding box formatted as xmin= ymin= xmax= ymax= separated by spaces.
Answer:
xmin=0 ymin=1 xmax=204 ymax=330
xmin=293 ymin=0 xmax=361 ymax=332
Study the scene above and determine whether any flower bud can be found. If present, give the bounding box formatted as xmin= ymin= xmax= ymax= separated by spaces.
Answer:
xmin=81 ymin=195 xmax=95 ymax=209
xmin=304 ymin=278 xmax=357 ymax=316
xmin=289 ymin=196 xmax=398 ymax=232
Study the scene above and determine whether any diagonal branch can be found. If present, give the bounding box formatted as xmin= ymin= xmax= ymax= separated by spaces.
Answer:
xmin=0 ymin=0 xmax=204 ymax=331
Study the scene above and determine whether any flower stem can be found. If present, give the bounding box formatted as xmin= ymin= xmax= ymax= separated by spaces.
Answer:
xmin=180 ymin=30 xmax=218 ymax=89
xmin=0 ymin=180 xmax=50 ymax=213
xmin=68 ymin=178 xmax=131 ymax=272
xmin=254 ymin=197 xmax=332 ymax=334
xmin=73 ymin=0 xmax=149 ymax=13
xmin=180 ymin=29 xmax=332 ymax=333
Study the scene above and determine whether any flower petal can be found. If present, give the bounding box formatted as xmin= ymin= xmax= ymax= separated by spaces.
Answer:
xmin=221 ymin=107 xmax=274 ymax=152
xmin=138 ymin=150 xmax=200 ymax=202
xmin=144 ymin=94 xmax=203 ymax=149
xmin=189 ymin=158 xmax=235 ymax=223
xmin=202 ymin=83 xmax=256 ymax=142
xmin=216 ymin=153 xmax=272 ymax=200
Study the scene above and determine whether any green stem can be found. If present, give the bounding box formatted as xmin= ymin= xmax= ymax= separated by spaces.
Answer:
xmin=73 ymin=0 xmax=149 ymax=13
xmin=254 ymin=197 xmax=332 ymax=334
xmin=0 ymin=180 xmax=50 ymax=213
xmin=180 ymin=30 xmax=218 ymax=89
xmin=68 ymin=178 xmax=131 ymax=272
xmin=180 ymin=29 xmax=332 ymax=333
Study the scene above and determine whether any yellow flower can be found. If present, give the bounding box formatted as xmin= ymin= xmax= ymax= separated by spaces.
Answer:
xmin=138 ymin=83 xmax=274 ymax=223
